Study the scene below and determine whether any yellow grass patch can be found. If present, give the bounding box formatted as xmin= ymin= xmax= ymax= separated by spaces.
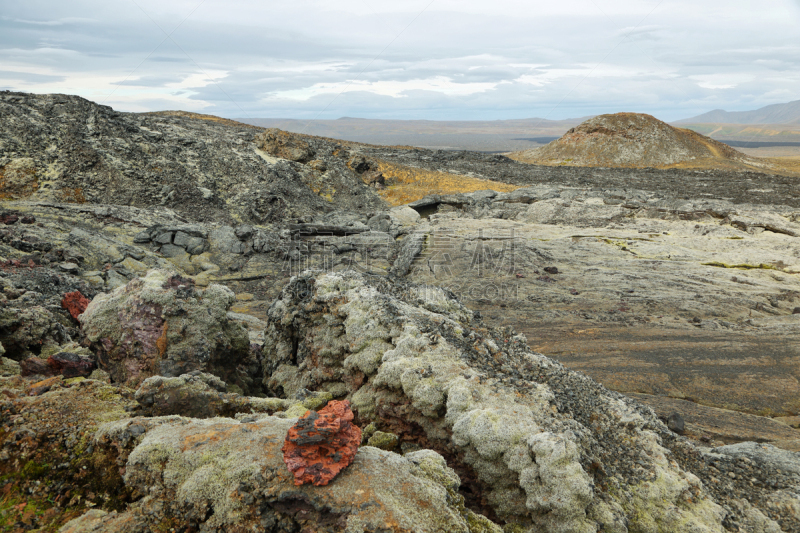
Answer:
xmin=766 ymin=156 xmax=800 ymax=176
xmin=374 ymin=160 xmax=518 ymax=206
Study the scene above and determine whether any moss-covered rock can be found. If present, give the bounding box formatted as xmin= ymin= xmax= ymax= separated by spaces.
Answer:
xmin=80 ymin=269 xmax=259 ymax=393
xmin=64 ymin=416 xmax=501 ymax=532
xmin=0 ymin=377 xmax=137 ymax=531
xmin=367 ymin=430 xmax=399 ymax=451
xmin=258 ymin=271 xmax=737 ymax=532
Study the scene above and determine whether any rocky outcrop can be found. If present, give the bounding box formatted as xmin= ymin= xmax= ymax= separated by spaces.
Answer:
xmin=80 ymin=269 xmax=257 ymax=392
xmin=58 ymin=415 xmax=500 ymax=533
xmin=0 ymin=272 xmax=797 ymax=532
xmin=256 ymin=128 xmax=316 ymax=163
xmin=510 ymin=112 xmax=765 ymax=169
xmin=260 ymin=270 xmax=799 ymax=532
xmin=131 ymin=371 xmax=335 ymax=419
xmin=0 ymin=92 xmax=385 ymax=224
xmin=3 ymin=91 xmax=800 ymax=532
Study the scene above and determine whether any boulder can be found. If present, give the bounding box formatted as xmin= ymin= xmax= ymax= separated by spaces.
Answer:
xmin=256 ymin=128 xmax=315 ymax=163
xmin=61 ymin=415 xmax=500 ymax=532
xmin=282 ymin=399 xmax=361 ymax=486
xmin=80 ymin=269 xmax=257 ymax=392
xmin=0 ymin=356 xmax=20 ymax=376
xmin=19 ymin=350 xmax=95 ymax=379
xmin=0 ymin=304 xmax=71 ymax=359
xmin=132 ymin=372 xmax=332 ymax=420
xmin=47 ymin=351 xmax=96 ymax=378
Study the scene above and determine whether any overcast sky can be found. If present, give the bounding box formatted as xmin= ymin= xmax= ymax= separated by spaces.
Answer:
xmin=1 ymin=0 xmax=799 ymax=121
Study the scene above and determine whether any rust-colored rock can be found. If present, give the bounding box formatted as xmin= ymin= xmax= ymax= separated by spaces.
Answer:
xmin=282 ymin=399 xmax=361 ymax=486
xmin=47 ymin=352 xmax=95 ymax=379
xmin=62 ymin=290 xmax=90 ymax=320
xmin=20 ymin=357 xmax=55 ymax=377
xmin=20 ymin=352 xmax=95 ymax=379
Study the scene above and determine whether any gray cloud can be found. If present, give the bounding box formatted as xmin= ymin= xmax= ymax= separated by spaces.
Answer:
xmin=1 ymin=0 xmax=799 ymax=120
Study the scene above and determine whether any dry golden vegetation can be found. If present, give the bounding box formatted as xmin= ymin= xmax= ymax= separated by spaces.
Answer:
xmin=767 ymin=156 xmax=800 ymax=175
xmin=374 ymin=160 xmax=518 ymax=206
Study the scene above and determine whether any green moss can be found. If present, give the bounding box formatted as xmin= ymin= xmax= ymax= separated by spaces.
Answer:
xmin=501 ymin=524 xmax=528 ymax=533
xmin=361 ymin=422 xmax=378 ymax=444
xmin=20 ymin=461 xmax=50 ymax=480
xmin=95 ymin=385 xmax=123 ymax=402
xmin=249 ymin=397 xmax=292 ymax=412
xmin=301 ymin=391 xmax=333 ymax=411
xmin=702 ymin=261 xmax=776 ymax=270
xmin=283 ymin=404 xmax=310 ymax=418
xmin=463 ymin=509 xmax=503 ymax=532
xmin=367 ymin=431 xmax=399 ymax=451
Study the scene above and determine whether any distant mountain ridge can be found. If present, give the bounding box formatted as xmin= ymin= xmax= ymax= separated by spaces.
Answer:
xmin=236 ymin=116 xmax=594 ymax=152
xmin=676 ymin=100 xmax=800 ymax=125
xmin=238 ymin=116 xmax=593 ymax=136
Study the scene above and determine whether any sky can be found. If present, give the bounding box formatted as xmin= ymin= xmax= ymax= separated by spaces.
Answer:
xmin=1 ymin=0 xmax=799 ymax=121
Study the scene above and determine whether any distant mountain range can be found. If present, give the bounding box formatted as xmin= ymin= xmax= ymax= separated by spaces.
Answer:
xmin=676 ymin=100 xmax=800 ymax=125
xmin=235 ymin=116 xmax=592 ymax=152
xmin=238 ymin=116 xmax=591 ymax=136
xmin=234 ymin=102 xmax=800 ymax=151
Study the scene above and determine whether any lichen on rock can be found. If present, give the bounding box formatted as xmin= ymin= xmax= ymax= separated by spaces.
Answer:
xmin=260 ymin=270 xmax=733 ymax=532
xmin=65 ymin=414 xmax=501 ymax=532
xmin=80 ymin=269 xmax=257 ymax=392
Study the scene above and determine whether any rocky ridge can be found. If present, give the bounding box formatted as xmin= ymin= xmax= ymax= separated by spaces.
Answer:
xmin=0 ymin=91 xmax=385 ymax=223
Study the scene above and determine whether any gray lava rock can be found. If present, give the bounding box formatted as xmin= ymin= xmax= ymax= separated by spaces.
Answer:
xmin=63 ymin=415 xmax=501 ymax=532
xmin=713 ymin=442 xmax=800 ymax=476
xmin=390 ymin=232 xmax=426 ymax=277
xmin=667 ymin=412 xmax=686 ymax=434
xmin=80 ymin=269 xmax=258 ymax=392
xmin=0 ymin=92 xmax=385 ymax=224
xmin=260 ymin=271 xmax=753 ymax=532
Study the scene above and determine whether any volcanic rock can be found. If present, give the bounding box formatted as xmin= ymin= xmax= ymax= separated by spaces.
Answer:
xmin=55 ymin=414 xmax=501 ymax=533
xmin=282 ymin=399 xmax=361 ymax=486
xmin=510 ymin=113 xmax=765 ymax=169
xmin=61 ymin=290 xmax=90 ymax=320
xmin=0 ymin=304 xmax=71 ymax=360
xmin=256 ymin=128 xmax=316 ymax=163
xmin=3 ymin=90 xmax=800 ymax=532
xmin=79 ymin=269 xmax=257 ymax=391
xmin=47 ymin=351 xmax=95 ymax=378
xmin=261 ymin=270 xmax=799 ymax=532
xmin=0 ymin=355 xmax=20 ymax=376
xmin=0 ymin=92 xmax=385 ymax=223
xmin=132 ymin=371 xmax=318 ymax=419
xmin=19 ymin=356 xmax=53 ymax=377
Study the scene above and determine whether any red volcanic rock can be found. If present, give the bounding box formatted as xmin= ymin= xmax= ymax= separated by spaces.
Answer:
xmin=47 ymin=352 xmax=95 ymax=379
xmin=282 ymin=400 xmax=361 ymax=486
xmin=20 ymin=352 xmax=95 ymax=379
xmin=62 ymin=291 xmax=90 ymax=320
xmin=20 ymin=357 xmax=55 ymax=377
